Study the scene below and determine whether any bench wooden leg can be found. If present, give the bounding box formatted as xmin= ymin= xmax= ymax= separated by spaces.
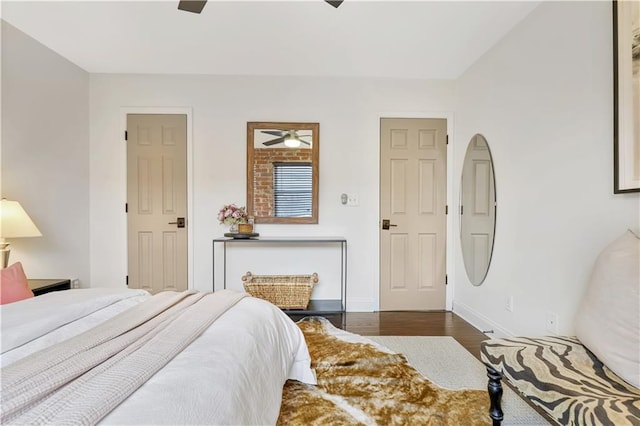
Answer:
xmin=486 ymin=365 xmax=504 ymax=426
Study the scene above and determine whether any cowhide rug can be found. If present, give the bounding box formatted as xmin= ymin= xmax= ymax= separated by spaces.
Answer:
xmin=277 ymin=317 xmax=490 ymax=426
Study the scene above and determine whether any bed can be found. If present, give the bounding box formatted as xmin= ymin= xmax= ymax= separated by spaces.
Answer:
xmin=0 ymin=287 xmax=316 ymax=425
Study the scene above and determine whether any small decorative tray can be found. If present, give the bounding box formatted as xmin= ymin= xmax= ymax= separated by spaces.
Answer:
xmin=224 ymin=232 xmax=260 ymax=239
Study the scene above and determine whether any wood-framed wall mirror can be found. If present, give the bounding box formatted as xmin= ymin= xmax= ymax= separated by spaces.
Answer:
xmin=247 ymin=122 xmax=319 ymax=224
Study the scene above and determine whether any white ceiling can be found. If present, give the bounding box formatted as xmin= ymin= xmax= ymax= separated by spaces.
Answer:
xmin=1 ymin=0 xmax=540 ymax=79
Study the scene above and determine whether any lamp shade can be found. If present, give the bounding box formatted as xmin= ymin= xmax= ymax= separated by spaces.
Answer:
xmin=0 ymin=199 xmax=42 ymax=238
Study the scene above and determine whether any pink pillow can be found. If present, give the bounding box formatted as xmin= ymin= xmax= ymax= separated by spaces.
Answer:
xmin=0 ymin=262 xmax=34 ymax=304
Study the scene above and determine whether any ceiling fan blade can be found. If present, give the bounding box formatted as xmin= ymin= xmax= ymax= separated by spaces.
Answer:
xmin=300 ymin=140 xmax=311 ymax=146
xmin=178 ymin=0 xmax=207 ymax=14
xmin=325 ymin=0 xmax=343 ymax=8
xmin=263 ymin=137 xmax=286 ymax=146
xmin=261 ymin=130 xmax=285 ymax=137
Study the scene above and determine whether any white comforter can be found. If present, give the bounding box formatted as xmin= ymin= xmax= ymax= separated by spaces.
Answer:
xmin=0 ymin=288 xmax=151 ymax=366
xmin=0 ymin=288 xmax=316 ymax=425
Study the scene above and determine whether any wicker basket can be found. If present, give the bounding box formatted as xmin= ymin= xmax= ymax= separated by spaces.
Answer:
xmin=241 ymin=271 xmax=319 ymax=309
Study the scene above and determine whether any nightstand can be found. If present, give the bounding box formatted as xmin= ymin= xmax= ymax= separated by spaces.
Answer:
xmin=28 ymin=279 xmax=71 ymax=296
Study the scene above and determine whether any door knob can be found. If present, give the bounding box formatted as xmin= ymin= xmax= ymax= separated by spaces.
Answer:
xmin=382 ymin=219 xmax=398 ymax=230
xmin=168 ymin=217 xmax=186 ymax=228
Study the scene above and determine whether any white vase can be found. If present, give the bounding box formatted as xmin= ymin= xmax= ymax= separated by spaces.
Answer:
xmin=229 ymin=223 xmax=238 ymax=233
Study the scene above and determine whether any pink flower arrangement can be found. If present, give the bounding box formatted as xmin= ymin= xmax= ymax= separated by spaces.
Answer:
xmin=217 ymin=204 xmax=248 ymax=225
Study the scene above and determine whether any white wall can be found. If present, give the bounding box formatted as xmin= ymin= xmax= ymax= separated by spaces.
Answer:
xmin=453 ymin=1 xmax=640 ymax=337
xmin=10 ymin=0 xmax=636 ymax=334
xmin=1 ymin=21 xmax=90 ymax=285
xmin=89 ymin=74 xmax=456 ymax=309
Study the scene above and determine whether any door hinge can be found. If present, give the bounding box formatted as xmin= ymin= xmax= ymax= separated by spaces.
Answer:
xmin=460 ymin=205 xmax=464 ymax=215
xmin=445 ymin=205 xmax=448 ymax=215
xmin=446 ymin=135 xmax=449 ymax=145
xmin=445 ymin=274 xmax=448 ymax=285
xmin=125 ymin=203 xmax=128 ymax=213
xmin=126 ymin=275 xmax=129 ymax=286
xmin=125 ymin=130 xmax=128 ymax=141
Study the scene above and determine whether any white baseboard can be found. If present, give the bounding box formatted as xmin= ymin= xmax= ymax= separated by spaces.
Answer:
xmin=346 ymin=298 xmax=374 ymax=312
xmin=453 ymin=301 xmax=513 ymax=339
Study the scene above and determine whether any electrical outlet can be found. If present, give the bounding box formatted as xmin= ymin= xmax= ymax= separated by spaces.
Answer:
xmin=71 ymin=278 xmax=80 ymax=289
xmin=546 ymin=312 xmax=559 ymax=334
xmin=506 ymin=296 xmax=514 ymax=312
xmin=346 ymin=194 xmax=359 ymax=206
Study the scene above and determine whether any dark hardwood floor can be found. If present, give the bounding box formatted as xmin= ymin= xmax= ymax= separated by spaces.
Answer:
xmin=343 ymin=311 xmax=489 ymax=361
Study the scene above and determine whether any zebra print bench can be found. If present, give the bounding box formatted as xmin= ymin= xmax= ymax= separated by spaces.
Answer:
xmin=480 ymin=336 xmax=640 ymax=425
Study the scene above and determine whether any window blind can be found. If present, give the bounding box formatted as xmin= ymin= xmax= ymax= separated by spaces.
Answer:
xmin=273 ymin=162 xmax=312 ymax=217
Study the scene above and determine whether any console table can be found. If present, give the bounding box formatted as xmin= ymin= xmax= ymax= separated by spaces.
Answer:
xmin=212 ymin=236 xmax=347 ymax=327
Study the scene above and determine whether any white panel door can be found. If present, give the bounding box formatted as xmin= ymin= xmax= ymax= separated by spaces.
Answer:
xmin=380 ymin=118 xmax=447 ymax=310
xmin=127 ymin=114 xmax=188 ymax=294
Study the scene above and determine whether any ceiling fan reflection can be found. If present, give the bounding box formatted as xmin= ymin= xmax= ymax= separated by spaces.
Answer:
xmin=262 ymin=130 xmax=311 ymax=147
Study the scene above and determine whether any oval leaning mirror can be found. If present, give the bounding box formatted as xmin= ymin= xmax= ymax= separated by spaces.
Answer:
xmin=460 ymin=134 xmax=496 ymax=286
xmin=247 ymin=122 xmax=319 ymax=224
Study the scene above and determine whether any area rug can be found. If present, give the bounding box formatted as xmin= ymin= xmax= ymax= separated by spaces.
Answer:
xmin=368 ymin=336 xmax=550 ymax=426
xmin=277 ymin=317 xmax=491 ymax=425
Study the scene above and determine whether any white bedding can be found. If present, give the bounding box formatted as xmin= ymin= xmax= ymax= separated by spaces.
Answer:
xmin=0 ymin=288 xmax=316 ymax=425
xmin=0 ymin=288 xmax=151 ymax=366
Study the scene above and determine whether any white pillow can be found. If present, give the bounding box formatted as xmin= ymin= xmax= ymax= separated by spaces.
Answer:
xmin=574 ymin=230 xmax=640 ymax=388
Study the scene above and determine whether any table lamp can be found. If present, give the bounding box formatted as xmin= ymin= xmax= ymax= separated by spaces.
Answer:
xmin=0 ymin=199 xmax=42 ymax=268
